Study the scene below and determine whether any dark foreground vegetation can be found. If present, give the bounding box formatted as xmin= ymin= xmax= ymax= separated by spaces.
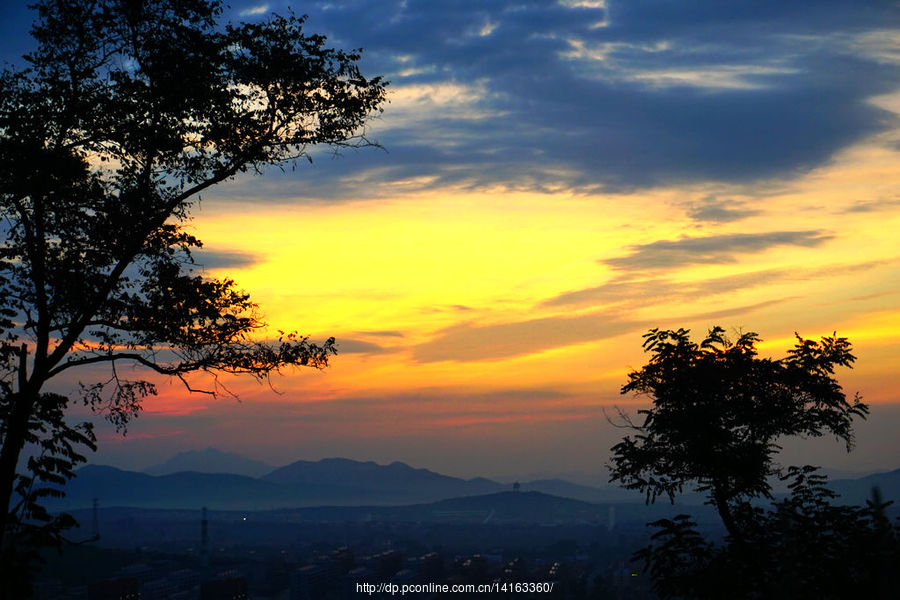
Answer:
xmin=609 ymin=327 xmax=900 ymax=599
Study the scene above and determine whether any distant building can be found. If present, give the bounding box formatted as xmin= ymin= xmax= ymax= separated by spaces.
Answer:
xmin=141 ymin=578 xmax=178 ymax=600
xmin=290 ymin=564 xmax=340 ymax=600
xmin=201 ymin=507 xmax=210 ymax=567
xmin=455 ymin=555 xmax=489 ymax=584
xmin=502 ymin=558 xmax=527 ymax=580
xmin=407 ymin=552 xmax=442 ymax=579
xmin=330 ymin=546 xmax=355 ymax=575
xmin=87 ymin=577 xmax=140 ymax=600
xmin=116 ymin=564 xmax=153 ymax=585
xmin=169 ymin=569 xmax=201 ymax=593
xmin=341 ymin=567 xmax=376 ymax=600
xmin=200 ymin=577 xmax=248 ymax=600
xmin=366 ymin=550 xmax=402 ymax=579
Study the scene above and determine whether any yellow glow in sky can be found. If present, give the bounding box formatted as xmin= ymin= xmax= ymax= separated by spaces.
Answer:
xmin=183 ymin=132 xmax=900 ymax=429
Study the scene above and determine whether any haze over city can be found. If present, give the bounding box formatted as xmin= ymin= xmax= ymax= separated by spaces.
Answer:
xmin=2 ymin=0 xmax=899 ymax=482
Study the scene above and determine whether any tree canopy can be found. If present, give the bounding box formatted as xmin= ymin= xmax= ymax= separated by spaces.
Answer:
xmin=608 ymin=326 xmax=868 ymax=540
xmin=607 ymin=327 xmax=900 ymax=599
xmin=0 ymin=0 xmax=387 ymax=594
xmin=635 ymin=467 xmax=899 ymax=599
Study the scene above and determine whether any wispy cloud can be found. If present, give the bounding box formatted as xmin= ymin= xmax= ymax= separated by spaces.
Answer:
xmin=603 ymin=230 xmax=833 ymax=270
xmin=841 ymin=196 xmax=900 ymax=213
xmin=192 ymin=249 xmax=261 ymax=269
xmin=412 ymin=311 xmax=637 ymax=363
xmin=687 ymin=197 xmax=761 ymax=222
xmin=255 ymin=387 xmax=588 ymax=429
xmin=543 ymin=269 xmax=790 ymax=308
xmin=239 ymin=4 xmax=269 ymax=17
xmin=412 ymin=293 xmax=800 ymax=363
xmin=544 ymin=259 xmax=895 ymax=309
xmin=333 ymin=338 xmax=396 ymax=355
xmin=353 ymin=330 xmax=405 ymax=338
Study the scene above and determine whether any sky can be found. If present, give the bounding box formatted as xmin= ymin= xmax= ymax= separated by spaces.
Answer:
xmin=3 ymin=0 xmax=900 ymax=483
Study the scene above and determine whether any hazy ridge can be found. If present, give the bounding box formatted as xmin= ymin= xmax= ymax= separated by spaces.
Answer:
xmin=50 ymin=449 xmax=900 ymax=512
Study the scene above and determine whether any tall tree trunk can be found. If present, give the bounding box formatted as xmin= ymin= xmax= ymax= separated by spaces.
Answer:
xmin=0 ymin=399 xmax=34 ymax=587
xmin=712 ymin=485 xmax=743 ymax=545
xmin=0 ymin=346 xmax=37 ymax=598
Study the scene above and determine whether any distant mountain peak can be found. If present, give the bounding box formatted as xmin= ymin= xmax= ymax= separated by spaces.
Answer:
xmin=143 ymin=447 xmax=273 ymax=478
xmin=262 ymin=457 xmax=475 ymax=489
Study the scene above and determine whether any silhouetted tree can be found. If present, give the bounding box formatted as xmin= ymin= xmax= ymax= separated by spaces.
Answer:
xmin=608 ymin=326 xmax=867 ymax=542
xmin=0 ymin=0 xmax=386 ymax=595
xmin=608 ymin=327 xmax=899 ymax=599
xmin=635 ymin=467 xmax=899 ymax=599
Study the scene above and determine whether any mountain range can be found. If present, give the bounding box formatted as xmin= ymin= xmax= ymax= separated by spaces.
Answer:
xmin=52 ymin=449 xmax=899 ymax=513
xmin=57 ymin=450 xmax=643 ymax=510
xmin=143 ymin=447 xmax=273 ymax=478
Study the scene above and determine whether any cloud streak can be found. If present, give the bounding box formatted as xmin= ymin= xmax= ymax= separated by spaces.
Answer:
xmin=192 ymin=249 xmax=261 ymax=270
xmin=688 ymin=197 xmax=761 ymax=223
xmin=333 ymin=338 xmax=395 ymax=355
xmin=603 ymin=230 xmax=833 ymax=270
xmin=238 ymin=4 xmax=268 ymax=17
xmin=412 ymin=311 xmax=637 ymax=363
xmin=411 ymin=296 xmax=792 ymax=363
xmin=544 ymin=269 xmax=791 ymax=308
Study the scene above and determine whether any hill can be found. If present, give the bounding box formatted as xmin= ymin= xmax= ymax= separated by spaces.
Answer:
xmin=143 ymin=447 xmax=273 ymax=477
xmin=828 ymin=467 xmax=900 ymax=505
xmin=261 ymin=457 xmax=503 ymax=502
xmin=54 ymin=466 xmax=294 ymax=510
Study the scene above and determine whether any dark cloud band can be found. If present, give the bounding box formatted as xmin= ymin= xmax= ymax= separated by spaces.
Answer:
xmin=212 ymin=0 xmax=900 ymax=199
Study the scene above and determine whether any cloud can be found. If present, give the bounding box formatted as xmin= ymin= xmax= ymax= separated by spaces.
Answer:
xmin=353 ymin=330 xmax=405 ymax=338
xmin=412 ymin=292 xmax=800 ymax=363
xmin=333 ymin=338 xmax=394 ymax=355
xmin=841 ymin=196 xmax=900 ymax=213
xmin=192 ymin=249 xmax=261 ymax=269
xmin=544 ymin=269 xmax=790 ymax=308
xmin=238 ymin=4 xmax=269 ymax=17
xmin=603 ymin=230 xmax=833 ymax=270
xmin=97 ymin=429 xmax=185 ymax=443
xmin=262 ymin=386 xmax=587 ymax=429
xmin=620 ymin=64 xmax=800 ymax=91
xmin=682 ymin=297 xmax=797 ymax=322
xmin=688 ymin=197 xmax=760 ymax=222
xmin=207 ymin=0 xmax=900 ymax=200
xmin=412 ymin=311 xmax=637 ymax=362
xmin=543 ymin=259 xmax=891 ymax=309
